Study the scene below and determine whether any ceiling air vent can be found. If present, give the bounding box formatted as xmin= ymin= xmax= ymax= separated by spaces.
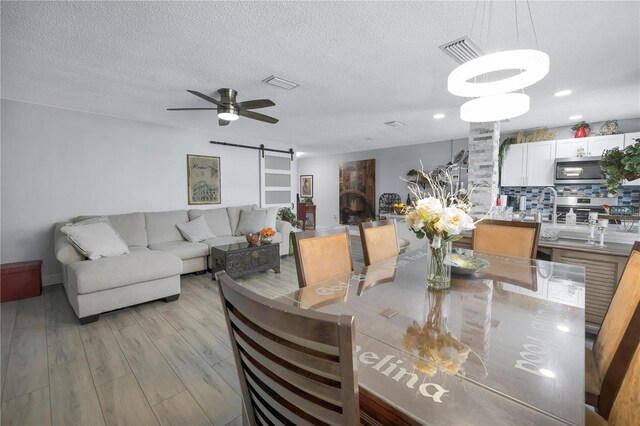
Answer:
xmin=439 ymin=36 xmax=484 ymax=64
xmin=262 ymin=75 xmax=300 ymax=90
xmin=385 ymin=121 xmax=405 ymax=127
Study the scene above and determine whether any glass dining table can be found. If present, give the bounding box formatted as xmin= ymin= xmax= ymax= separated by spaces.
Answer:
xmin=276 ymin=248 xmax=586 ymax=425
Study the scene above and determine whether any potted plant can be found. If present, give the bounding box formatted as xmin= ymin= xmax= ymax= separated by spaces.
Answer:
xmin=302 ymin=197 xmax=314 ymax=205
xmin=571 ymin=121 xmax=591 ymax=138
xmin=278 ymin=207 xmax=304 ymax=255
xmin=599 ymin=138 xmax=640 ymax=195
xmin=498 ymin=136 xmax=517 ymax=185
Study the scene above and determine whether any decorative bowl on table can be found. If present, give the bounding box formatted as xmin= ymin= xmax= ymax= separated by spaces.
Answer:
xmin=445 ymin=253 xmax=490 ymax=276
xmin=246 ymin=233 xmax=260 ymax=246
xmin=393 ymin=204 xmax=406 ymax=214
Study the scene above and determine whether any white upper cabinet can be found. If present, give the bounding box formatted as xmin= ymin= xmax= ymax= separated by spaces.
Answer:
xmin=555 ymin=135 xmax=624 ymax=158
xmin=587 ymin=134 xmax=624 ymax=157
xmin=501 ymin=141 xmax=555 ymax=187
xmin=555 ymin=138 xmax=587 ymax=158
xmin=502 ymin=143 xmax=526 ymax=186
xmin=526 ymin=140 xmax=556 ymax=186
xmin=623 ymin=132 xmax=640 ymax=186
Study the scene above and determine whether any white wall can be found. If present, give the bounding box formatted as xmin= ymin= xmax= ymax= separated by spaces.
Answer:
xmin=1 ymin=99 xmax=296 ymax=284
xmin=297 ymin=138 xmax=467 ymax=228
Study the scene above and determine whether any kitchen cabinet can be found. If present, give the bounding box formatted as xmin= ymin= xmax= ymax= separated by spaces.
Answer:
xmin=501 ymin=140 xmax=555 ymax=187
xmin=587 ymin=134 xmax=624 ymax=156
xmin=551 ymin=248 xmax=627 ymax=334
xmin=623 ymin=132 xmax=640 ymax=186
xmin=555 ymin=135 xmax=624 ymax=158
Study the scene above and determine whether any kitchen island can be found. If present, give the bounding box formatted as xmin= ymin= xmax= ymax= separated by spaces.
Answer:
xmin=388 ymin=214 xmax=636 ymax=334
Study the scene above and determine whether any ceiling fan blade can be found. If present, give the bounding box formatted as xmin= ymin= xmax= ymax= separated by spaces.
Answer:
xmin=238 ymin=109 xmax=279 ymax=124
xmin=219 ymin=119 xmax=230 ymax=126
xmin=187 ymin=90 xmax=222 ymax=106
xmin=236 ymin=99 xmax=275 ymax=109
xmin=167 ymin=108 xmax=217 ymax=111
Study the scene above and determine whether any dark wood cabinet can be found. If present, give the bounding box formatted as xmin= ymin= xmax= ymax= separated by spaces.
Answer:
xmin=297 ymin=203 xmax=316 ymax=230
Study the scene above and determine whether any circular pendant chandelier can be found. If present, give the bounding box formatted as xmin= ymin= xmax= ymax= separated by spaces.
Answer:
xmin=460 ymin=93 xmax=530 ymax=123
xmin=448 ymin=49 xmax=549 ymax=97
xmin=447 ymin=1 xmax=549 ymax=123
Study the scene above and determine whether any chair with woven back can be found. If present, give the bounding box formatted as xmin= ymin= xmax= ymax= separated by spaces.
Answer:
xmin=472 ymin=219 xmax=541 ymax=259
xmin=585 ymin=241 xmax=640 ymax=413
xmin=585 ymin=337 xmax=640 ymax=426
xmin=215 ymin=271 xmax=360 ymax=425
xmin=359 ymin=219 xmax=400 ymax=267
xmin=292 ymin=226 xmax=353 ymax=288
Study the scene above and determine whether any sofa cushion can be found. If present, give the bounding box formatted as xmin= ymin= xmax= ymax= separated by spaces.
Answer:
xmin=145 ymin=210 xmax=189 ymax=245
xmin=69 ymin=250 xmax=182 ymax=294
xmin=60 ymin=221 xmax=130 ymax=260
xmin=148 ymin=241 xmax=209 ymax=260
xmin=235 ymin=209 xmax=267 ymax=235
xmin=176 ymin=216 xmax=215 ymax=243
xmin=77 ymin=213 xmax=147 ymax=248
xmin=226 ymin=205 xmax=258 ymax=236
xmin=188 ymin=208 xmax=233 ymax=237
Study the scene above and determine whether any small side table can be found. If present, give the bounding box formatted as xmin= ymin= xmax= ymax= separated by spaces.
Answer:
xmin=1 ymin=260 xmax=43 ymax=303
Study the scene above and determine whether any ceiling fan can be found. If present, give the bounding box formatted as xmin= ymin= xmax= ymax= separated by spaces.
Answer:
xmin=167 ymin=88 xmax=278 ymax=126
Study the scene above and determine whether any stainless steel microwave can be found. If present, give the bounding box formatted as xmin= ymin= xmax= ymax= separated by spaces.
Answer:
xmin=554 ymin=156 xmax=605 ymax=185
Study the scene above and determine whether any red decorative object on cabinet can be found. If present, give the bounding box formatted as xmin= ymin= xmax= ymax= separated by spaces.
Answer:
xmin=1 ymin=260 xmax=42 ymax=302
xmin=574 ymin=127 xmax=591 ymax=138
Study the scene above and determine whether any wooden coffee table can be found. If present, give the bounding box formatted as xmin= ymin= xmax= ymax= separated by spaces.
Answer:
xmin=210 ymin=242 xmax=280 ymax=280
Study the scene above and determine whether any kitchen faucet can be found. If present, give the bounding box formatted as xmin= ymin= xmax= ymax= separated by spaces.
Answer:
xmin=537 ymin=187 xmax=558 ymax=225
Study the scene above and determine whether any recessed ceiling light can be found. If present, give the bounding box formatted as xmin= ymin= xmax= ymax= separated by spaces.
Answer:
xmin=385 ymin=121 xmax=405 ymax=127
xmin=556 ymin=325 xmax=570 ymax=333
xmin=296 ymin=152 xmax=305 ymax=157
xmin=554 ymin=89 xmax=572 ymax=97
xmin=433 ymin=113 xmax=445 ymax=119
xmin=569 ymin=115 xmax=582 ymax=120
xmin=262 ymin=75 xmax=300 ymax=90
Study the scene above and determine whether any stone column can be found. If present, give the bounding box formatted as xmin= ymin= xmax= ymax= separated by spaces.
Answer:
xmin=467 ymin=121 xmax=500 ymax=216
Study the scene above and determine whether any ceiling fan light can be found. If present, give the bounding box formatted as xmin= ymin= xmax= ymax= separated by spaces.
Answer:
xmin=448 ymin=49 xmax=549 ymax=97
xmin=460 ymin=93 xmax=530 ymax=122
xmin=217 ymin=111 xmax=239 ymax=121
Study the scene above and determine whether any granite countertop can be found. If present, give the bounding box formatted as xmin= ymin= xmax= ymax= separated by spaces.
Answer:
xmin=537 ymin=237 xmax=633 ymax=257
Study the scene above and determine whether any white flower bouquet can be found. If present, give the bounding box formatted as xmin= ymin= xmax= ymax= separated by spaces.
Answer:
xmin=404 ymin=165 xmax=480 ymax=288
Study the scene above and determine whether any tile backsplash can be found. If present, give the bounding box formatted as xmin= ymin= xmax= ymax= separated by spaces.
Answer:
xmin=500 ymin=185 xmax=640 ymax=211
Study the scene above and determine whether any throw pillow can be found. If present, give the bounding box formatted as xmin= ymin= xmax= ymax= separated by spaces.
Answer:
xmin=235 ymin=209 xmax=267 ymax=235
xmin=60 ymin=222 xmax=130 ymax=260
xmin=176 ymin=216 xmax=216 ymax=243
xmin=264 ymin=206 xmax=279 ymax=230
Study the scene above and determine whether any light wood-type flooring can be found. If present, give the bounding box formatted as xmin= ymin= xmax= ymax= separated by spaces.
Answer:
xmin=0 ymin=237 xmax=365 ymax=425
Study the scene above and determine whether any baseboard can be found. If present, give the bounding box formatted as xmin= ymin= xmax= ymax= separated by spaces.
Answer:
xmin=43 ymin=273 xmax=62 ymax=286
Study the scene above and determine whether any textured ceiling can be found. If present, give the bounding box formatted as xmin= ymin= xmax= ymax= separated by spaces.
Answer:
xmin=2 ymin=1 xmax=639 ymax=156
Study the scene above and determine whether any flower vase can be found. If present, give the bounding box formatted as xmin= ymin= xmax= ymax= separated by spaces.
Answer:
xmin=260 ymin=235 xmax=272 ymax=244
xmin=427 ymin=240 xmax=452 ymax=290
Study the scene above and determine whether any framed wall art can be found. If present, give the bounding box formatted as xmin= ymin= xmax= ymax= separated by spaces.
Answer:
xmin=300 ymin=175 xmax=313 ymax=198
xmin=187 ymin=154 xmax=221 ymax=205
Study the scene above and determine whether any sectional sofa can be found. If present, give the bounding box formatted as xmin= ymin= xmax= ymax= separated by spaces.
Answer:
xmin=54 ymin=205 xmax=292 ymax=323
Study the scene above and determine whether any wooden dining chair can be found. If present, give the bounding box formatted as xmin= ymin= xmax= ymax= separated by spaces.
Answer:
xmin=292 ymin=226 xmax=353 ymax=288
xmin=585 ymin=339 xmax=640 ymax=426
xmin=359 ymin=219 xmax=400 ymax=266
xmin=472 ymin=219 xmax=541 ymax=259
xmin=215 ymin=271 xmax=360 ymax=426
xmin=585 ymin=241 xmax=640 ymax=411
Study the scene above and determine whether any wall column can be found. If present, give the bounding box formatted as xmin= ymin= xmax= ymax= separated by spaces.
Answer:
xmin=467 ymin=122 xmax=500 ymax=216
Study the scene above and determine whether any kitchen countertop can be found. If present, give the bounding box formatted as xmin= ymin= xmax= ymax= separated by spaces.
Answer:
xmin=386 ymin=214 xmax=637 ymax=256
xmin=537 ymin=237 xmax=633 ymax=256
